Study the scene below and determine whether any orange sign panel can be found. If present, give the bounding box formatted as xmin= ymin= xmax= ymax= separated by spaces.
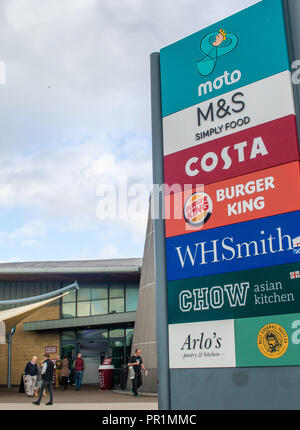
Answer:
xmin=165 ymin=162 xmax=300 ymax=238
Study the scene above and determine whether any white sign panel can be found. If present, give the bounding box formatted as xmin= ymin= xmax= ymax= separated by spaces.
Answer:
xmin=163 ymin=71 xmax=295 ymax=156
xmin=169 ymin=319 xmax=236 ymax=369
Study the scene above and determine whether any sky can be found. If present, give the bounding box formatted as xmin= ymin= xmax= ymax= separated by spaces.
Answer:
xmin=0 ymin=0 xmax=259 ymax=263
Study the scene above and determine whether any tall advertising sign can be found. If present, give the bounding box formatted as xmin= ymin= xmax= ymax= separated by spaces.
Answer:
xmin=155 ymin=0 xmax=300 ymax=402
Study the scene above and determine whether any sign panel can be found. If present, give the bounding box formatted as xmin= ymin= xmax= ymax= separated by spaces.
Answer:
xmin=45 ymin=346 xmax=57 ymax=354
xmin=235 ymin=313 xmax=300 ymax=367
xmin=162 ymin=71 xmax=296 ymax=156
xmin=166 ymin=210 xmax=300 ymax=281
xmin=157 ymin=0 xmax=300 ymax=375
xmin=165 ymin=162 xmax=300 ymax=237
xmin=164 ymin=115 xmax=299 ymax=187
xmin=168 ymin=262 xmax=300 ymax=325
xmin=160 ymin=0 xmax=290 ymax=117
xmin=169 ymin=319 xmax=236 ymax=369
xmin=169 ymin=312 xmax=300 ymax=368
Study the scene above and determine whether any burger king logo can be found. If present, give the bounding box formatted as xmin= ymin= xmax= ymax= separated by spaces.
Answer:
xmin=183 ymin=192 xmax=213 ymax=226
xmin=257 ymin=323 xmax=288 ymax=359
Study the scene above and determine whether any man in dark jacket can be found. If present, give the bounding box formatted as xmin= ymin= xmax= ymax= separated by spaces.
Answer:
xmin=24 ymin=356 xmax=38 ymax=397
xmin=128 ymin=348 xmax=146 ymax=398
xmin=32 ymin=354 xmax=54 ymax=405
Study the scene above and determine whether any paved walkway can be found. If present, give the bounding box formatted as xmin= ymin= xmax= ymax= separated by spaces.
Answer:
xmin=0 ymin=385 xmax=158 ymax=410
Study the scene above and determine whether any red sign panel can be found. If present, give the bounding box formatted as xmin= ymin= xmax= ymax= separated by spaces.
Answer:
xmin=164 ymin=115 xmax=299 ymax=189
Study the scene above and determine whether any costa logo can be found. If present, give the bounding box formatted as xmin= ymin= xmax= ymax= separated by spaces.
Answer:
xmin=183 ymin=192 xmax=213 ymax=226
xmin=185 ymin=137 xmax=266 ymax=176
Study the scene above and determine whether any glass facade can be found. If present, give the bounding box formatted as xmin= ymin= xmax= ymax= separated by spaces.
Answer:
xmin=60 ymin=326 xmax=134 ymax=386
xmin=61 ymin=282 xmax=139 ymax=319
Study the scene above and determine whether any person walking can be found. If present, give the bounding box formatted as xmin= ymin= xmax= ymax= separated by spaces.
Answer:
xmin=24 ymin=356 xmax=38 ymax=397
xmin=60 ymin=355 xmax=70 ymax=390
xmin=32 ymin=353 xmax=54 ymax=406
xmin=128 ymin=348 xmax=146 ymax=398
xmin=34 ymin=360 xmax=47 ymax=398
xmin=54 ymin=354 xmax=62 ymax=388
xmin=73 ymin=353 xmax=85 ymax=391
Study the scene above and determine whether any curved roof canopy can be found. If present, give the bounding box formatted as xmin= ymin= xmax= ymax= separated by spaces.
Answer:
xmin=0 ymin=282 xmax=79 ymax=343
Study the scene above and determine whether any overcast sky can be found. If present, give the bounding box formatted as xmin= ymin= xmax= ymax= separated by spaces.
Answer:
xmin=0 ymin=0 xmax=259 ymax=262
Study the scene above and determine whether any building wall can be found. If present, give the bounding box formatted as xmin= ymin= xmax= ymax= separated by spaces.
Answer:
xmin=129 ymin=202 xmax=157 ymax=393
xmin=0 ymin=302 xmax=60 ymax=386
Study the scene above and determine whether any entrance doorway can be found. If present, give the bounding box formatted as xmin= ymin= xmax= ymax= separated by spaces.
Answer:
xmin=60 ymin=326 xmax=134 ymax=386
xmin=80 ymin=341 xmax=108 ymax=384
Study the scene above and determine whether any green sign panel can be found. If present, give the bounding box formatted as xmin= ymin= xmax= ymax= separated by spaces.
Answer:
xmin=168 ymin=263 xmax=300 ymax=325
xmin=235 ymin=313 xmax=300 ymax=367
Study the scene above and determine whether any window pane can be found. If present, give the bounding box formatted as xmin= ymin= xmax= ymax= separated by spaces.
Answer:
xmin=109 ymin=298 xmax=124 ymax=314
xmin=126 ymin=328 xmax=134 ymax=346
xmin=91 ymin=286 xmax=108 ymax=300
xmin=77 ymin=329 xmax=108 ymax=340
xmin=109 ymin=284 xmax=124 ymax=298
xmin=109 ymin=328 xmax=125 ymax=338
xmin=109 ymin=339 xmax=124 ymax=348
xmin=126 ymin=284 xmax=139 ymax=312
xmin=62 ymin=290 xmax=76 ymax=303
xmin=77 ymin=288 xmax=91 ymax=301
xmin=62 ymin=303 xmax=76 ymax=319
xmin=77 ymin=301 xmax=90 ymax=317
xmin=91 ymin=299 xmax=108 ymax=315
xmin=61 ymin=331 xmax=76 ymax=341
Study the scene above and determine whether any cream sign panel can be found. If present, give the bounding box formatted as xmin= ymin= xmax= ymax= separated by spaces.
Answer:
xmin=168 ymin=319 xmax=236 ymax=369
xmin=163 ymin=71 xmax=295 ymax=156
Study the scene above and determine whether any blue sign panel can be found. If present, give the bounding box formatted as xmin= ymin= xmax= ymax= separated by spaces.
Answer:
xmin=160 ymin=0 xmax=291 ymax=117
xmin=166 ymin=211 xmax=300 ymax=281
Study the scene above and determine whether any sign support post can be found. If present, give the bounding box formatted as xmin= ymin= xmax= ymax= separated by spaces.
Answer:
xmin=150 ymin=52 xmax=170 ymax=410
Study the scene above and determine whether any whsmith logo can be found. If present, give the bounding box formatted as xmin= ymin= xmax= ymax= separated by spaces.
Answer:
xmin=175 ymin=227 xmax=295 ymax=268
xmin=198 ymin=70 xmax=242 ymax=98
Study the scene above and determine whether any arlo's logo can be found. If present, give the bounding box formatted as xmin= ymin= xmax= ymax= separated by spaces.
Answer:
xmin=183 ymin=192 xmax=213 ymax=226
xmin=198 ymin=70 xmax=242 ymax=97
xmin=257 ymin=323 xmax=288 ymax=359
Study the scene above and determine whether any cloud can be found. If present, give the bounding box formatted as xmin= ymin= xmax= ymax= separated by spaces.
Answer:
xmin=0 ymin=0 xmax=259 ymax=261
xmin=0 ymin=220 xmax=46 ymax=242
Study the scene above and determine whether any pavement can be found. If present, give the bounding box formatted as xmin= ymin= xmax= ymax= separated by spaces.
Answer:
xmin=0 ymin=385 xmax=158 ymax=410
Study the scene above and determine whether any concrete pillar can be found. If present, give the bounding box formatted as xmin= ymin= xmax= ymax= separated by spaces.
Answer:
xmin=129 ymin=198 xmax=157 ymax=393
